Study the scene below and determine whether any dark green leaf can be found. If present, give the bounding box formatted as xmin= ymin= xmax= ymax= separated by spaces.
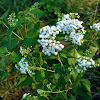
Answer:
xmin=16 ymin=74 xmax=33 ymax=87
xmin=0 ymin=47 xmax=8 ymax=56
xmin=1 ymin=9 xmax=9 ymax=19
xmin=23 ymin=38 xmax=38 ymax=46
xmin=72 ymin=79 xmax=91 ymax=99
xmin=8 ymin=51 xmax=19 ymax=63
xmin=6 ymin=19 xmax=24 ymax=45
xmin=67 ymin=49 xmax=77 ymax=65
xmin=0 ymin=70 xmax=7 ymax=82
xmin=35 ymin=70 xmax=43 ymax=81
xmin=1 ymin=56 xmax=7 ymax=70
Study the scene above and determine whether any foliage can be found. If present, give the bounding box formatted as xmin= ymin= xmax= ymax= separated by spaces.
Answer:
xmin=0 ymin=0 xmax=100 ymax=100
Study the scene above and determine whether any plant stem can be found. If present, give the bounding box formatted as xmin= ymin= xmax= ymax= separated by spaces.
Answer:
xmin=57 ymin=53 xmax=63 ymax=68
xmin=43 ymin=88 xmax=72 ymax=94
xmin=3 ymin=22 xmax=23 ymax=40
xmin=35 ymin=67 xmax=55 ymax=73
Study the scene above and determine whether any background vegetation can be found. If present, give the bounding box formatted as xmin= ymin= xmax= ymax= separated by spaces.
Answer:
xmin=0 ymin=0 xmax=100 ymax=100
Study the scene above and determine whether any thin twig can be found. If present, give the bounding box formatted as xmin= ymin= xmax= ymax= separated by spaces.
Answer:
xmin=57 ymin=53 xmax=63 ymax=68
xmin=35 ymin=67 xmax=55 ymax=73
xmin=3 ymin=23 xmax=23 ymax=40
xmin=43 ymin=88 xmax=72 ymax=94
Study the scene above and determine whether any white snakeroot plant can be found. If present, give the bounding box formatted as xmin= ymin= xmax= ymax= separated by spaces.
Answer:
xmin=90 ymin=22 xmax=100 ymax=31
xmin=76 ymin=53 xmax=95 ymax=73
xmin=38 ymin=13 xmax=87 ymax=55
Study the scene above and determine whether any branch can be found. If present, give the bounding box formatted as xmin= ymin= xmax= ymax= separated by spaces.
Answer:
xmin=3 ymin=23 xmax=23 ymax=40
xmin=35 ymin=67 xmax=55 ymax=73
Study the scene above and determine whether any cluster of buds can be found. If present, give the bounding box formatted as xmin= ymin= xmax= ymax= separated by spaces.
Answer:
xmin=37 ymin=89 xmax=47 ymax=97
xmin=7 ymin=12 xmax=18 ymax=27
xmin=22 ymin=93 xmax=38 ymax=100
xmin=20 ymin=46 xmax=31 ymax=57
xmin=84 ymin=49 xmax=91 ymax=56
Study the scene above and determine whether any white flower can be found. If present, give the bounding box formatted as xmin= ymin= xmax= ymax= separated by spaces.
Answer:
xmin=76 ymin=53 xmax=95 ymax=72
xmin=15 ymin=57 xmax=32 ymax=74
xmin=38 ymin=25 xmax=64 ymax=56
xmin=90 ymin=22 xmax=100 ymax=31
xmin=69 ymin=32 xmax=84 ymax=45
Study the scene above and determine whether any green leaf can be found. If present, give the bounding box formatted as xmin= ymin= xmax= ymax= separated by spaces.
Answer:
xmin=7 ymin=39 xmax=18 ymax=50
xmin=0 ymin=20 xmax=2 ymax=24
xmin=8 ymin=51 xmax=19 ymax=63
xmin=0 ymin=47 xmax=8 ymax=56
xmin=23 ymin=38 xmax=38 ymax=46
xmin=41 ymin=70 xmax=45 ymax=78
xmin=60 ymin=53 xmax=67 ymax=58
xmin=80 ymin=79 xmax=91 ymax=92
xmin=16 ymin=74 xmax=33 ymax=87
xmin=37 ymin=53 xmax=43 ymax=66
xmin=68 ymin=94 xmax=76 ymax=100
xmin=72 ymin=79 xmax=91 ymax=99
xmin=68 ymin=49 xmax=77 ymax=65
xmin=88 ymin=46 xmax=98 ymax=58
xmin=35 ymin=70 xmax=43 ymax=81
xmin=0 ymin=70 xmax=7 ymax=82
xmin=1 ymin=9 xmax=9 ymax=19
xmin=26 ymin=29 xmax=35 ymax=38
xmin=6 ymin=27 xmax=14 ymax=45
xmin=34 ymin=22 xmax=40 ymax=30
xmin=26 ymin=26 xmax=39 ymax=39
xmin=6 ymin=19 xmax=24 ymax=45
xmin=1 ymin=56 xmax=7 ymax=70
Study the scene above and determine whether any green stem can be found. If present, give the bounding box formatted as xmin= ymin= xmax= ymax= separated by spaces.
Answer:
xmin=35 ymin=67 xmax=55 ymax=73
xmin=43 ymin=88 xmax=72 ymax=94
xmin=57 ymin=53 xmax=63 ymax=68
xmin=3 ymin=22 xmax=23 ymax=40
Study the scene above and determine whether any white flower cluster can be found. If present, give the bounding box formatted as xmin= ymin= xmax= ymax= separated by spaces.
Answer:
xmin=7 ymin=12 xmax=18 ymax=27
xmin=38 ymin=26 xmax=64 ymax=56
xmin=15 ymin=46 xmax=35 ymax=75
xmin=56 ymin=13 xmax=86 ymax=45
xmin=38 ymin=13 xmax=86 ymax=55
xmin=15 ymin=57 xmax=35 ymax=75
xmin=37 ymin=89 xmax=47 ymax=97
xmin=57 ymin=19 xmax=84 ymax=34
xmin=69 ymin=32 xmax=84 ymax=45
xmin=76 ymin=53 xmax=95 ymax=73
xmin=90 ymin=22 xmax=100 ymax=31
xmin=62 ymin=13 xmax=80 ymax=20
xmin=22 ymin=93 xmax=38 ymax=100
xmin=20 ymin=46 xmax=31 ymax=57
xmin=15 ymin=57 xmax=29 ymax=74
xmin=22 ymin=93 xmax=30 ymax=99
